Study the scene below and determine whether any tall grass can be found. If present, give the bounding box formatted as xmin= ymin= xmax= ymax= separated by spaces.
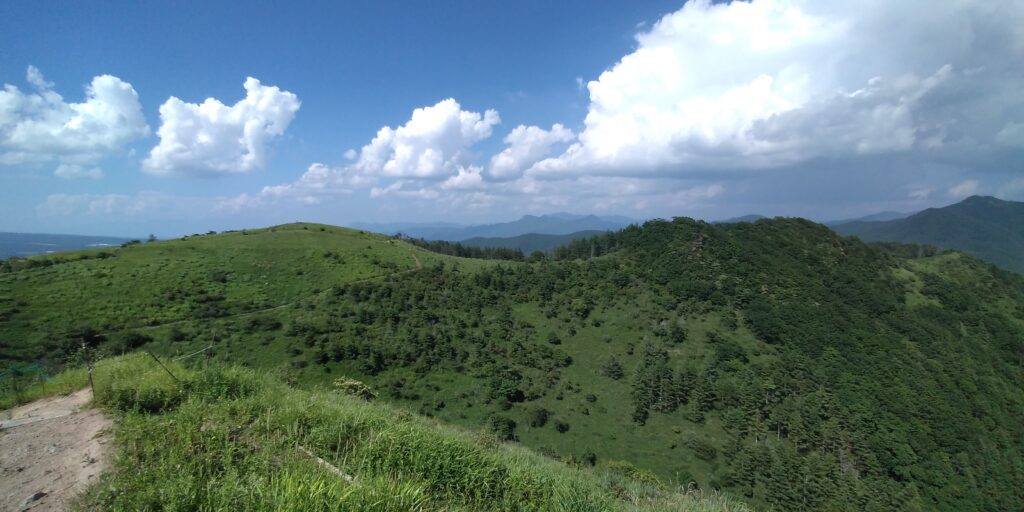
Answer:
xmin=73 ymin=353 xmax=750 ymax=511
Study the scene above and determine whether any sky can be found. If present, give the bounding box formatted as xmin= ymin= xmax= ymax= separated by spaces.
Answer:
xmin=1 ymin=0 xmax=1023 ymax=237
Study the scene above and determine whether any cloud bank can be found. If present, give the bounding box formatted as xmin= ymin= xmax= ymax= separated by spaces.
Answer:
xmin=529 ymin=0 xmax=1024 ymax=179
xmin=194 ymin=0 xmax=1024 ymax=221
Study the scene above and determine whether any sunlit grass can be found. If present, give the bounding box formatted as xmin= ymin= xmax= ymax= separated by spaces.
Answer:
xmin=69 ymin=353 xmax=749 ymax=511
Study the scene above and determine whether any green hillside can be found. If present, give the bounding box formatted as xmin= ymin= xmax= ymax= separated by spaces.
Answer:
xmin=42 ymin=353 xmax=740 ymax=511
xmin=0 ymin=223 xmax=481 ymax=365
xmin=461 ymin=230 xmax=607 ymax=254
xmin=834 ymin=195 xmax=1024 ymax=273
xmin=3 ymin=218 xmax=1023 ymax=511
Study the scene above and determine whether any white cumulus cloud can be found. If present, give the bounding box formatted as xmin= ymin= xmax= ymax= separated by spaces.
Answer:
xmin=143 ymin=77 xmax=300 ymax=176
xmin=489 ymin=124 xmax=574 ymax=180
xmin=531 ymin=0 xmax=1024 ymax=177
xmin=227 ymin=99 xmax=503 ymax=211
xmin=354 ymin=98 xmax=499 ymax=178
xmin=441 ymin=166 xmax=485 ymax=190
xmin=0 ymin=66 xmax=149 ymax=166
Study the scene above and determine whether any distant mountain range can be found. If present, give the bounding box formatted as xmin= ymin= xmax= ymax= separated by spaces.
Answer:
xmin=0 ymin=232 xmax=133 ymax=259
xmin=833 ymin=196 xmax=1024 ymax=273
xmin=717 ymin=211 xmax=915 ymax=225
xmin=826 ymin=210 xmax=913 ymax=226
xmin=714 ymin=214 xmax=767 ymax=224
xmin=460 ymin=230 xmax=606 ymax=254
xmin=355 ymin=213 xmax=636 ymax=241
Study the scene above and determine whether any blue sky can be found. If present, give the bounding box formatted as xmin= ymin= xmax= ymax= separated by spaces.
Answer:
xmin=2 ymin=0 xmax=1023 ymax=236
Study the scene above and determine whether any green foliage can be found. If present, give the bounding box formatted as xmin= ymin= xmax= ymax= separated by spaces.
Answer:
xmin=111 ymin=331 xmax=153 ymax=353
xmin=600 ymin=356 xmax=625 ymax=380
xmin=72 ymin=354 xmax=744 ymax=512
xmin=462 ymin=230 xmax=608 ymax=254
xmin=5 ymin=217 xmax=1024 ymax=511
xmin=488 ymin=413 xmax=519 ymax=441
xmin=0 ymin=223 xmax=426 ymax=365
xmin=686 ymin=438 xmax=718 ymax=462
xmin=399 ymin=234 xmax=524 ymax=260
xmin=333 ymin=376 xmax=377 ymax=400
xmin=529 ymin=406 xmax=552 ymax=427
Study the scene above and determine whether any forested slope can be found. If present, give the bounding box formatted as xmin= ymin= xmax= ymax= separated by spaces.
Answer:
xmin=3 ymin=218 xmax=1022 ymax=511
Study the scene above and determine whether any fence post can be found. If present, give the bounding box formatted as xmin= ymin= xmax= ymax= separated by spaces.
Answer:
xmin=82 ymin=337 xmax=95 ymax=397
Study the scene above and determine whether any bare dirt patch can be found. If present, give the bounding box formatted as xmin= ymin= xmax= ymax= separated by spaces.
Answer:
xmin=0 ymin=389 xmax=112 ymax=511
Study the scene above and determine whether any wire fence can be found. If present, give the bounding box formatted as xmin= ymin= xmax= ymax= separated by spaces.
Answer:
xmin=2 ymin=341 xmax=217 ymax=409
xmin=0 ymin=362 xmax=51 ymax=403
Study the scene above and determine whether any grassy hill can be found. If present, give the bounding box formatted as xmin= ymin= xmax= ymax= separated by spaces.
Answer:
xmin=3 ymin=218 xmax=1023 ymax=510
xmin=833 ymin=195 xmax=1024 ymax=273
xmin=461 ymin=230 xmax=607 ymax=254
xmin=0 ymin=223 xmax=488 ymax=365
xmin=7 ymin=354 xmax=745 ymax=511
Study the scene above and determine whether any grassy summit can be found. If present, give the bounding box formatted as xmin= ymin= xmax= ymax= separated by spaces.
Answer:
xmin=3 ymin=218 xmax=1023 ymax=511
xmin=0 ymin=223 xmax=474 ymax=364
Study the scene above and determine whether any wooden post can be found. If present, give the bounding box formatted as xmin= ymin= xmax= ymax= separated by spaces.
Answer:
xmin=208 ymin=328 xmax=216 ymax=369
xmin=82 ymin=337 xmax=95 ymax=397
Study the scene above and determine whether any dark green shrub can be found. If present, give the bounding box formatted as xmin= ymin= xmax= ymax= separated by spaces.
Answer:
xmin=687 ymin=438 xmax=717 ymax=461
xmin=488 ymin=414 xmax=518 ymax=441
xmin=600 ymin=356 xmax=624 ymax=380
xmin=528 ymin=406 xmax=551 ymax=428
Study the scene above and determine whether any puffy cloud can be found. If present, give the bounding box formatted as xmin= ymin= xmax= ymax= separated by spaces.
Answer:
xmin=233 ymin=94 xmax=723 ymax=217
xmin=215 ymin=161 xmax=372 ymax=210
xmin=260 ymin=162 xmax=370 ymax=202
xmin=370 ymin=181 xmax=441 ymax=200
xmin=0 ymin=66 xmax=149 ymax=165
xmin=143 ymin=77 xmax=300 ymax=176
xmin=489 ymin=124 xmax=574 ymax=180
xmin=532 ymin=0 xmax=1024 ymax=177
xmin=226 ymin=99 xmax=502 ymax=210
xmin=54 ymin=163 xmax=103 ymax=180
xmin=948 ymin=179 xmax=979 ymax=198
xmin=354 ymin=98 xmax=499 ymax=178
xmin=440 ymin=165 xmax=485 ymax=190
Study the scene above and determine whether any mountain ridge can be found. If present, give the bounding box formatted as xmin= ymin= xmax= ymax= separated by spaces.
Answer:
xmin=460 ymin=230 xmax=608 ymax=254
xmin=833 ymin=195 xmax=1024 ymax=273
xmin=356 ymin=213 xmax=636 ymax=241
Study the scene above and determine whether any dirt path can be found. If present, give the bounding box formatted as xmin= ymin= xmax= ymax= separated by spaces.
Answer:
xmin=0 ymin=389 xmax=111 ymax=511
